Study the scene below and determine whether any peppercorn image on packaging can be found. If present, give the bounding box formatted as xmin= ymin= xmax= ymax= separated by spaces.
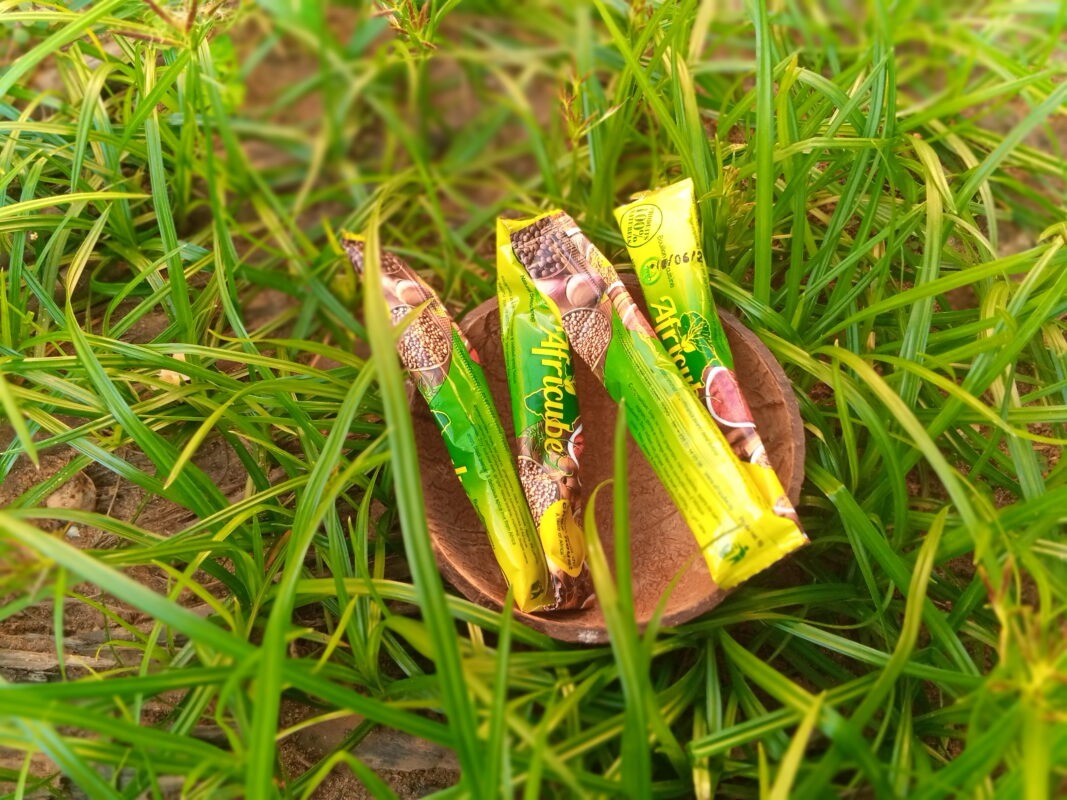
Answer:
xmin=343 ymin=233 xmax=551 ymax=613
xmin=497 ymin=220 xmax=594 ymax=611
xmin=614 ymin=178 xmax=802 ymax=527
xmin=499 ymin=212 xmax=807 ymax=591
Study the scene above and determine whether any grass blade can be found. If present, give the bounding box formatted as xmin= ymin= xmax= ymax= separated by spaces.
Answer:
xmin=750 ymin=0 xmax=776 ymax=304
xmin=358 ymin=216 xmax=484 ymax=795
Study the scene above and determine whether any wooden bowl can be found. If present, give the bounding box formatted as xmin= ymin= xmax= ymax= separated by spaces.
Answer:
xmin=413 ymin=277 xmax=805 ymax=643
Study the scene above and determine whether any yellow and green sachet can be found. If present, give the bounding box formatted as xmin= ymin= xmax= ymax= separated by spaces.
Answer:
xmin=501 ymin=213 xmax=807 ymax=591
xmin=497 ymin=221 xmax=594 ymax=611
xmin=344 ymin=234 xmax=551 ymax=613
xmin=615 ymin=178 xmax=803 ymax=527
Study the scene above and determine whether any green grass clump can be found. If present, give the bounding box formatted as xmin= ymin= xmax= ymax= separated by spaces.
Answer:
xmin=2 ymin=0 xmax=1066 ymax=797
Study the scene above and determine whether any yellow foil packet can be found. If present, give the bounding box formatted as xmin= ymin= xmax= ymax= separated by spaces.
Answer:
xmin=614 ymin=178 xmax=805 ymax=529
xmin=344 ymin=234 xmax=551 ymax=612
xmin=497 ymin=220 xmax=594 ymax=610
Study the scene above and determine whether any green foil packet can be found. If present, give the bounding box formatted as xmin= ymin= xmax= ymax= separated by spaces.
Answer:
xmin=614 ymin=178 xmax=802 ymax=526
xmin=343 ymin=234 xmax=551 ymax=613
xmin=500 ymin=213 xmax=807 ymax=591
xmin=497 ymin=220 xmax=594 ymax=611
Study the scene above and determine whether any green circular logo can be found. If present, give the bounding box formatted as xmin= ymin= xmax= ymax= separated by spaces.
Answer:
xmin=639 ymin=256 xmax=662 ymax=285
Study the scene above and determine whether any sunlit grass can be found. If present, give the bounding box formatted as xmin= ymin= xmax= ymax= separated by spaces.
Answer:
xmin=1 ymin=0 xmax=1065 ymax=797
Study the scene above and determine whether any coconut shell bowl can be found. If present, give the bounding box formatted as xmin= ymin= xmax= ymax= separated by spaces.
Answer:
xmin=413 ymin=277 xmax=805 ymax=644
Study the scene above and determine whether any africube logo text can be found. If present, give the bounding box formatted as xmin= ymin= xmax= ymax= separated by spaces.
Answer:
xmin=530 ymin=330 xmax=577 ymax=455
